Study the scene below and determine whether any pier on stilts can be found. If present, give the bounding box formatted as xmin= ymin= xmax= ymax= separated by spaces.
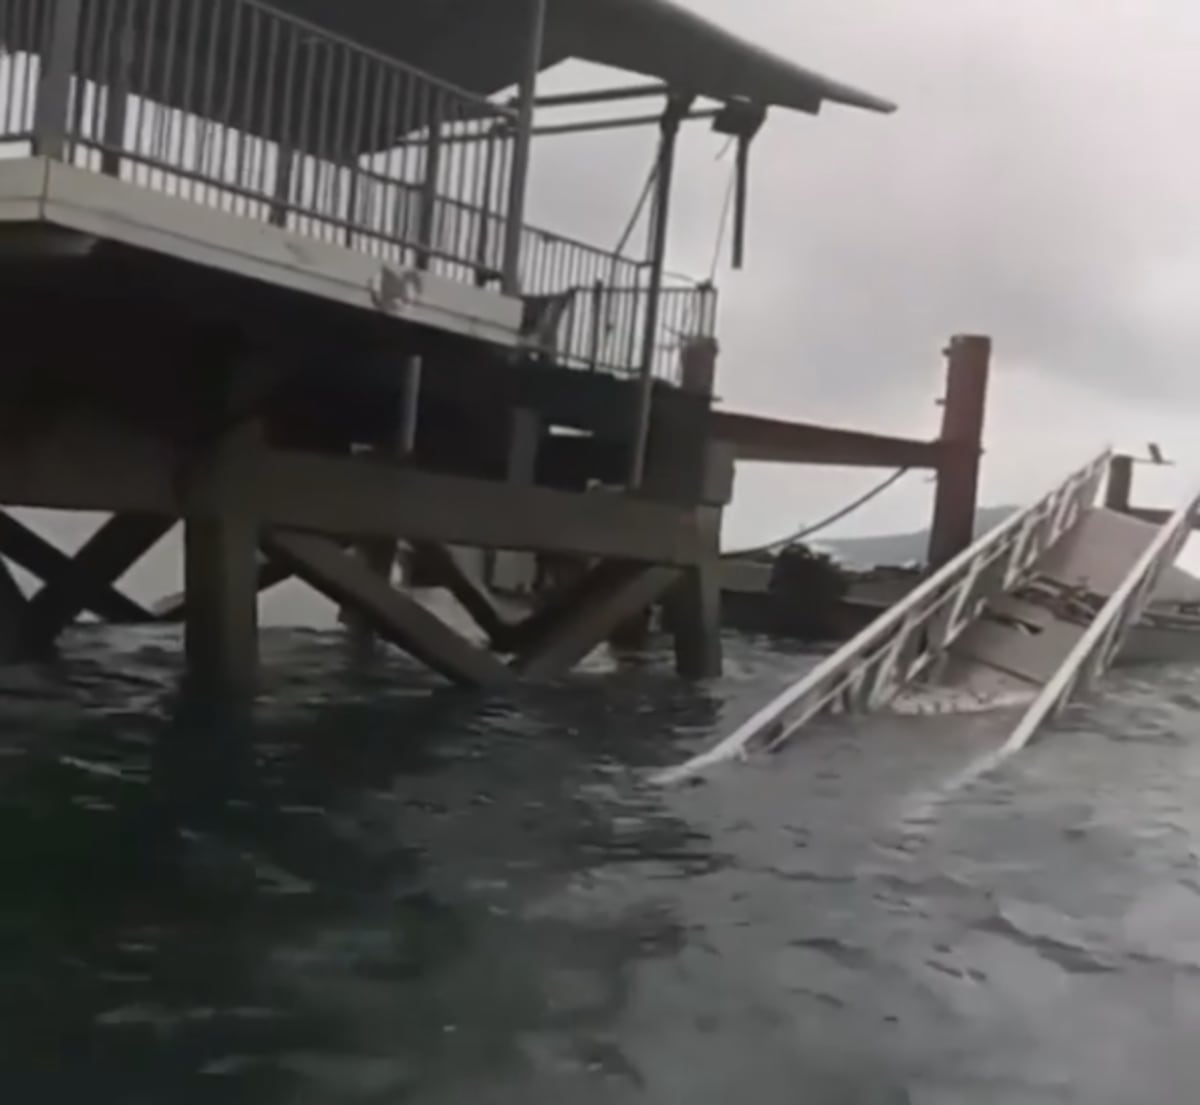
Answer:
xmin=0 ymin=0 xmax=912 ymax=700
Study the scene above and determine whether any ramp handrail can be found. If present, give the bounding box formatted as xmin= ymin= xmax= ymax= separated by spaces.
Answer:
xmin=654 ymin=450 xmax=1111 ymax=784
xmin=1001 ymin=483 xmax=1200 ymax=753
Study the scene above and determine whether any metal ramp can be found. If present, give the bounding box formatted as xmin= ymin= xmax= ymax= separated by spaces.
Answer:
xmin=1000 ymin=487 xmax=1200 ymax=751
xmin=655 ymin=451 xmax=1199 ymax=785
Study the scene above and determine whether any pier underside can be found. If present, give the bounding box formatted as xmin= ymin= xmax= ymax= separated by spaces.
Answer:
xmin=0 ymin=165 xmax=729 ymax=696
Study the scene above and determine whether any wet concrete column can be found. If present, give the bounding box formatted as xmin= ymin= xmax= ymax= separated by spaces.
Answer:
xmin=182 ymin=414 xmax=262 ymax=705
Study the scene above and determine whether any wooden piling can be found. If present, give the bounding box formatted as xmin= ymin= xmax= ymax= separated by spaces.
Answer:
xmin=1105 ymin=454 xmax=1134 ymax=513
xmin=927 ymin=335 xmax=991 ymax=570
xmin=668 ymin=562 xmax=722 ymax=678
xmin=180 ymin=367 xmax=265 ymax=704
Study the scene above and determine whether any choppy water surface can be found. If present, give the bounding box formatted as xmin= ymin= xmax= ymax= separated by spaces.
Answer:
xmin=1 ymin=626 xmax=1199 ymax=1103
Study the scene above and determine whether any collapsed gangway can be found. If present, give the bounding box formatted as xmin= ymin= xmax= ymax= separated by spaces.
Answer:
xmin=656 ymin=451 xmax=1200 ymax=785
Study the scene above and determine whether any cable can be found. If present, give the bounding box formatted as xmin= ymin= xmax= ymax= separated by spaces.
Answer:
xmin=613 ymin=155 xmax=658 ymax=257
xmin=708 ymin=160 xmax=738 ymax=282
xmin=721 ymin=467 xmax=911 ymax=559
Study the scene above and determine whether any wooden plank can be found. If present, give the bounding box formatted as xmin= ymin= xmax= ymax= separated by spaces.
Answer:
xmin=23 ymin=513 xmax=172 ymax=649
xmin=0 ymin=417 xmax=711 ymax=565
xmin=264 ymin=532 xmax=514 ymax=688
xmin=410 ymin=542 xmax=514 ymax=645
xmin=513 ymin=561 xmax=680 ymax=679
xmin=714 ymin=410 xmax=942 ymax=469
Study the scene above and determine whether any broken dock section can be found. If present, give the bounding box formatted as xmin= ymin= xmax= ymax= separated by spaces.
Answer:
xmin=657 ymin=453 xmax=1200 ymax=784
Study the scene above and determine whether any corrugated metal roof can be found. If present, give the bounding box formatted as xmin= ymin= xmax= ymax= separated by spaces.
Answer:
xmin=555 ymin=0 xmax=895 ymax=114
xmin=269 ymin=0 xmax=895 ymax=115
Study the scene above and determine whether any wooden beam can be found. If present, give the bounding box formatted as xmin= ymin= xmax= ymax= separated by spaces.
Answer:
xmin=410 ymin=542 xmax=515 ymax=646
xmin=714 ymin=411 xmax=942 ymax=469
xmin=23 ymin=513 xmax=172 ymax=650
xmin=153 ymin=556 xmax=293 ymax=621
xmin=0 ymin=510 xmax=153 ymax=624
xmin=0 ymin=417 xmax=711 ymax=565
xmin=513 ymin=561 xmax=681 ymax=679
xmin=0 ymin=556 xmax=27 ymax=660
xmin=264 ymin=532 xmax=514 ymax=689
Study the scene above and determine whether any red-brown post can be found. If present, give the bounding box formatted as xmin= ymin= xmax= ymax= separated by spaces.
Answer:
xmin=927 ymin=334 xmax=991 ymax=570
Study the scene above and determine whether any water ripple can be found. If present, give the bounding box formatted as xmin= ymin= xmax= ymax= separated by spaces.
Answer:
xmin=0 ymin=629 xmax=1198 ymax=1103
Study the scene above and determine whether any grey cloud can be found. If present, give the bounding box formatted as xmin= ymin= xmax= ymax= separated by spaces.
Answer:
xmin=530 ymin=0 xmax=1200 ymax=421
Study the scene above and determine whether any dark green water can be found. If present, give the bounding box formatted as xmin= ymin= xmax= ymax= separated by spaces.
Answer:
xmin=1 ymin=626 xmax=1199 ymax=1103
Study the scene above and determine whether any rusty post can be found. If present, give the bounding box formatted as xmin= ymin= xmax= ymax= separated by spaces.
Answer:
xmin=927 ymin=335 xmax=991 ymax=570
xmin=1105 ymin=454 xmax=1133 ymax=513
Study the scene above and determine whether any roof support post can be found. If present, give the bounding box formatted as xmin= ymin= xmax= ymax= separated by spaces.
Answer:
xmin=33 ymin=0 xmax=82 ymax=160
xmin=500 ymin=0 xmax=548 ymax=295
xmin=627 ymin=93 xmax=690 ymax=489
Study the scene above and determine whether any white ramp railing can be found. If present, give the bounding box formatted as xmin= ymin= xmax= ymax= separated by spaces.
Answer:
xmin=1001 ymin=484 xmax=1200 ymax=753
xmin=654 ymin=450 xmax=1111 ymax=785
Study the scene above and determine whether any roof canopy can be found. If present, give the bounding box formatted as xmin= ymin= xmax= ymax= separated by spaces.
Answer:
xmin=271 ymin=0 xmax=896 ymax=115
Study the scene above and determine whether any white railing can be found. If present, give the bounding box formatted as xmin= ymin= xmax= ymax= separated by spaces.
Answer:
xmin=1000 ymin=483 xmax=1200 ymax=753
xmin=653 ymin=449 xmax=1111 ymax=785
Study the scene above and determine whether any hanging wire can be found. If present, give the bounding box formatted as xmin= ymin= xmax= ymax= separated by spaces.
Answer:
xmin=613 ymin=154 xmax=658 ymax=256
xmin=721 ymin=468 xmax=911 ymax=559
xmin=708 ymin=159 xmax=738 ymax=281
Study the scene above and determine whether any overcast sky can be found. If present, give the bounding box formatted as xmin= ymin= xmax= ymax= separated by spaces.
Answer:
xmin=527 ymin=0 xmax=1200 ymax=548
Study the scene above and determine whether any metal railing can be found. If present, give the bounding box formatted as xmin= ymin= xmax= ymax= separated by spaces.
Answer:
xmin=654 ymin=450 xmax=1112 ymax=784
xmin=0 ymin=0 xmax=720 ymax=385
xmin=1001 ymin=483 xmax=1200 ymax=753
xmin=454 ymin=209 xmax=719 ymax=381
xmin=2 ymin=0 xmax=515 ymax=271
xmin=517 ymin=273 xmax=716 ymax=383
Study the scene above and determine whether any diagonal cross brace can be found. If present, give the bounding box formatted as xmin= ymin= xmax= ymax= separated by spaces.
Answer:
xmin=0 ymin=510 xmax=157 ymax=628
xmin=21 ymin=513 xmax=172 ymax=650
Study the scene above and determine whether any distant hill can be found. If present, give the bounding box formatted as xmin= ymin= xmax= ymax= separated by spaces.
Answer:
xmin=816 ymin=505 xmax=1019 ymax=568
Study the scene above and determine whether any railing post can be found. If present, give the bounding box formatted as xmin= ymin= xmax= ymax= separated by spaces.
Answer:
xmin=100 ymin=12 xmax=135 ymax=177
xmin=500 ymin=0 xmax=547 ymax=295
xmin=627 ymin=94 xmax=688 ymax=489
xmin=473 ymin=128 xmax=500 ymax=284
xmin=269 ymin=146 xmax=295 ymax=227
xmin=416 ymin=94 xmax=444 ymax=272
xmin=33 ymin=0 xmax=83 ymax=161
xmin=928 ymin=334 xmax=992 ymax=570
xmin=1105 ymin=454 xmax=1133 ymax=512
